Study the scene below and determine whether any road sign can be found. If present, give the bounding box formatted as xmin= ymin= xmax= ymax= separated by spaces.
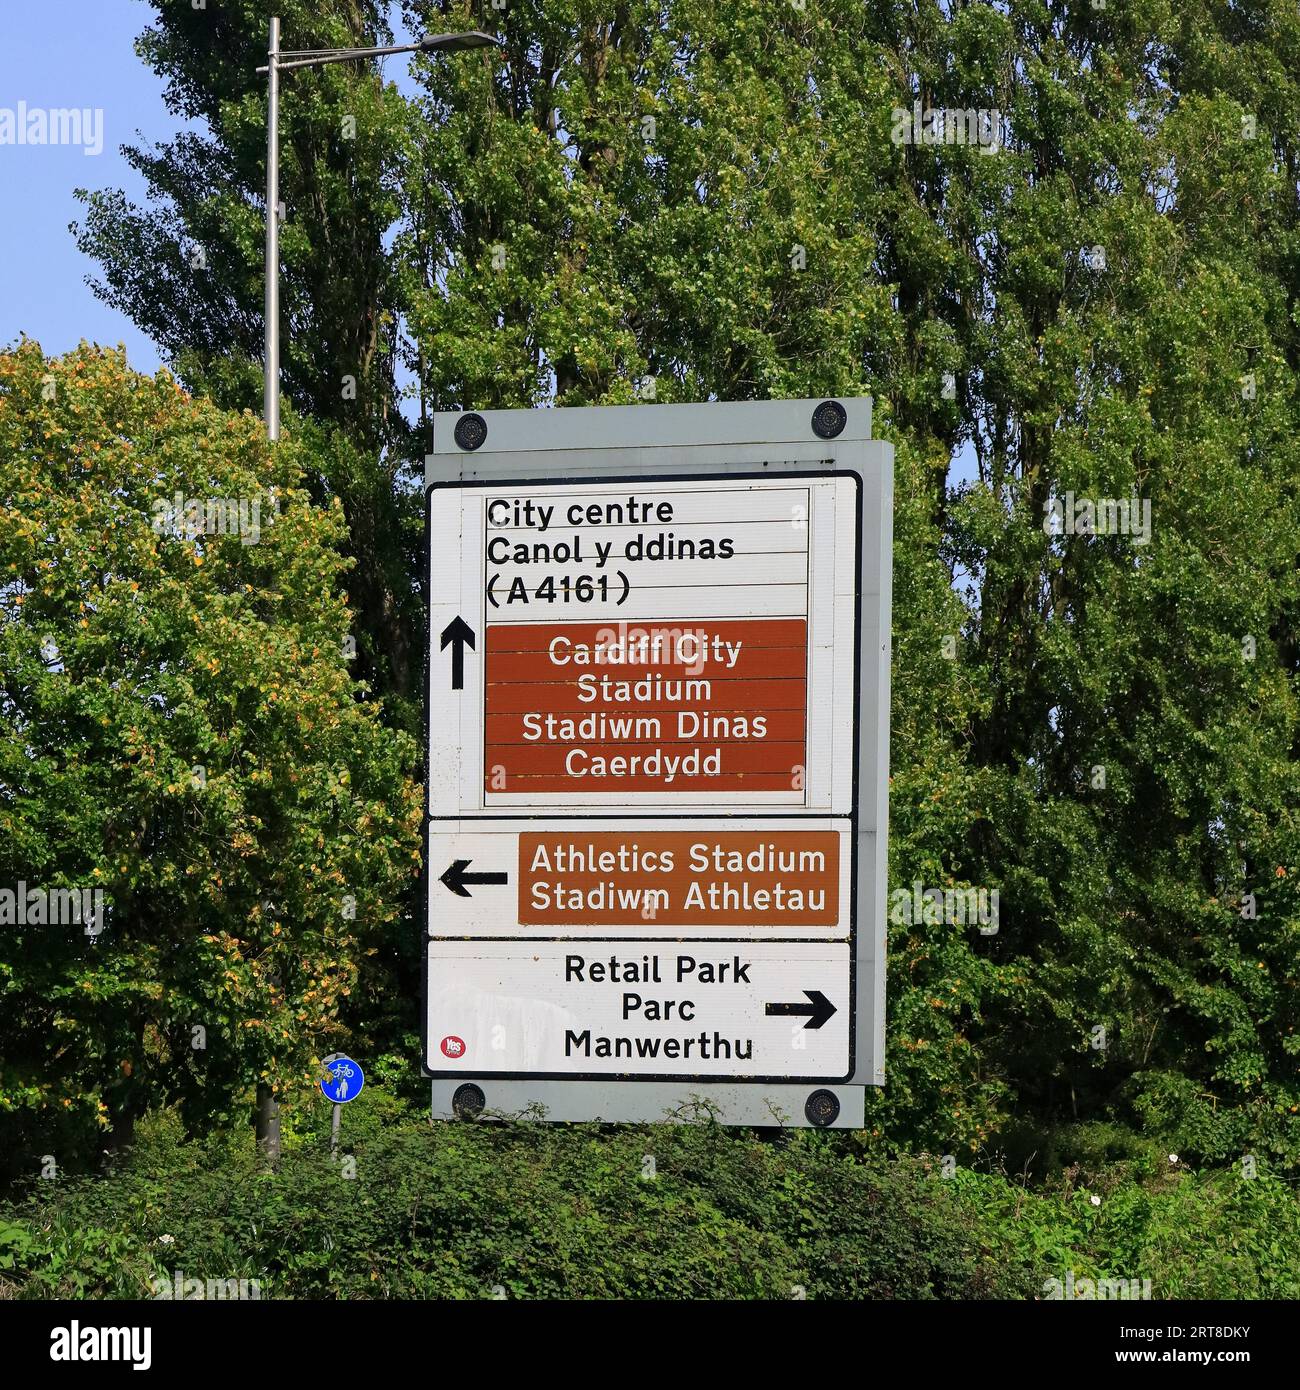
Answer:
xmin=426 ymin=939 xmax=850 ymax=1079
xmin=428 ymin=474 xmax=859 ymax=813
xmin=320 ymin=1054 xmax=364 ymax=1104
xmin=424 ymin=399 xmax=892 ymax=1125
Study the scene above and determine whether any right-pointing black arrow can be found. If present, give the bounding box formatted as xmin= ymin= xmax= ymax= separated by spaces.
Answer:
xmin=765 ymin=990 xmax=837 ymax=1030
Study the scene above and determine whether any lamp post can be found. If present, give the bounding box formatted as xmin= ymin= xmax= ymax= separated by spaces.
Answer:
xmin=257 ymin=19 xmax=499 ymax=442
xmin=251 ymin=19 xmax=497 ymax=1166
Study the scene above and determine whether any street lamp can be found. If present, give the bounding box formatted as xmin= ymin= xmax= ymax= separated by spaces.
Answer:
xmin=256 ymin=18 xmax=499 ymax=441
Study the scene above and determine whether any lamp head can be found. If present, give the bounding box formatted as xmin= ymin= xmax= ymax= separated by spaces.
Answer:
xmin=418 ymin=31 xmax=501 ymax=53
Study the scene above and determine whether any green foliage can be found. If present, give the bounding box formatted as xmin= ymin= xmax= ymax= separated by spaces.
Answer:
xmin=0 ymin=342 xmax=420 ymax=1174
xmin=946 ymin=1160 xmax=1300 ymax=1300
xmin=74 ymin=0 xmax=425 ymax=713
xmin=923 ymin=1 xmax=1300 ymax=1164
xmin=3 ymin=1098 xmax=1296 ymax=1300
xmin=401 ymin=0 xmax=896 ymax=406
xmin=0 ymin=1100 xmax=1038 ymax=1300
xmin=48 ymin=0 xmax=1300 ymax=1175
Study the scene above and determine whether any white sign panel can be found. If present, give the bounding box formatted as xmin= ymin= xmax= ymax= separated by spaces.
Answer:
xmin=426 ymin=818 xmax=853 ymax=939
xmin=427 ymin=474 xmax=859 ymax=813
xmin=424 ymin=401 xmax=891 ymax=1098
xmin=428 ymin=940 xmax=851 ymax=1080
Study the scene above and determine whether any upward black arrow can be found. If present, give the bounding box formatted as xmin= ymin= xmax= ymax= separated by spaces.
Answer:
xmin=764 ymin=991 xmax=837 ymax=1030
xmin=440 ymin=616 xmax=475 ymax=691
xmin=439 ymin=859 xmax=508 ymax=898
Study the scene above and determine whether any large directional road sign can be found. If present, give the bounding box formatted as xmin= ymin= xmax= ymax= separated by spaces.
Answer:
xmin=424 ymin=399 xmax=891 ymax=1127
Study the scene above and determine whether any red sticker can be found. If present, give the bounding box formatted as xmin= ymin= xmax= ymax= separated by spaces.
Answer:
xmin=440 ymin=1035 xmax=466 ymax=1059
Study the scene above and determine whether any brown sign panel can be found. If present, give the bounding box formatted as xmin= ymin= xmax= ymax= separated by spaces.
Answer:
xmin=485 ymin=618 xmax=808 ymax=794
xmin=518 ymin=830 xmax=839 ymax=928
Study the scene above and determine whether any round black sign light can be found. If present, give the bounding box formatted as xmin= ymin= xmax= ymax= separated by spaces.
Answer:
xmin=454 ymin=412 xmax=488 ymax=451
xmin=810 ymin=400 xmax=847 ymax=440
xmin=452 ymin=1083 xmax=486 ymax=1118
xmin=804 ymin=1089 xmax=841 ymax=1127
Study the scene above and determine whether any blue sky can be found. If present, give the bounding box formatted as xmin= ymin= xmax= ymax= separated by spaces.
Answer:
xmin=0 ymin=2 xmax=421 ymax=380
xmin=0 ymin=1 xmax=186 ymax=374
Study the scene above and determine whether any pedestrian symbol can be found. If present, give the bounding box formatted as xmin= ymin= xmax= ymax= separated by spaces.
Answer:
xmin=320 ymin=1054 xmax=365 ymax=1104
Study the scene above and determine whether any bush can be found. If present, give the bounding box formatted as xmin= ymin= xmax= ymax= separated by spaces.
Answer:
xmin=0 ymin=1098 xmax=1040 ymax=1300
xmin=945 ymin=1160 xmax=1300 ymax=1300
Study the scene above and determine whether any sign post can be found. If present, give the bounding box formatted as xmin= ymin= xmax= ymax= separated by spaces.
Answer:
xmin=320 ymin=1053 xmax=364 ymax=1154
xmin=424 ymin=399 xmax=891 ymax=1127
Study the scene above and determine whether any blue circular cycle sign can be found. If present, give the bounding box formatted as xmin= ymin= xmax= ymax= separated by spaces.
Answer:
xmin=320 ymin=1054 xmax=364 ymax=1104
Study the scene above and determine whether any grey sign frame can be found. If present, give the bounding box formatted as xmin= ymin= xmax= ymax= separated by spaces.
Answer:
xmin=424 ymin=398 xmax=892 ymax=1128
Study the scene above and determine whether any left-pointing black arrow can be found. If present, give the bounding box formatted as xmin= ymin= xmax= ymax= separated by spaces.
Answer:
xmin=764 ymin=990 xmax=837 ymax=1030
xmin=439 ymin=858 xmax=508 ymax=898
xmin=440 ymin=616 xmax=475 ymax=691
